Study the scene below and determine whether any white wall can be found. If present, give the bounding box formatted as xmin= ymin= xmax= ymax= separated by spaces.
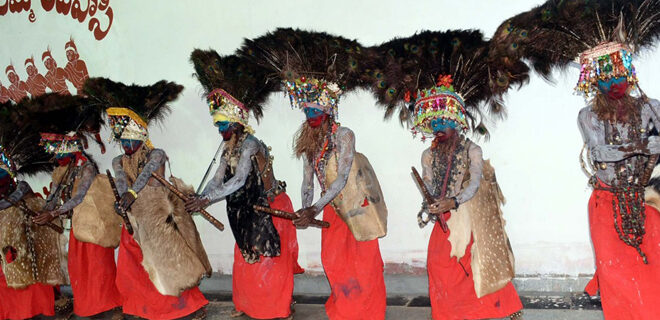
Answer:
xmin=2 ymin=0 xmax=659 ymax=276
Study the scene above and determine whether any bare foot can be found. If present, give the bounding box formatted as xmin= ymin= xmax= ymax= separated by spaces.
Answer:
xmin=229 ymin=309 xmax=244 ymax=318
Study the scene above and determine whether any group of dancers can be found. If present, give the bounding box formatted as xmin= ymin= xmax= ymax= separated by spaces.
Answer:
xmin=1 ymin=1 xmax=660 ymax=320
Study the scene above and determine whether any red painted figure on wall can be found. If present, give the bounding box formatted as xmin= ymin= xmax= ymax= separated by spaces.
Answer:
xmin=63 ymin=39 xmax=89 ymax=93
xmin=0 ymin=80 xmax=10 ymax=103
xmin=24 ymin=57 xmax=48 ymax=97
xmin=5 ymin=65 xmax=28 ymax=102
xmin=42 ymin=49 xmax=70 ymax=95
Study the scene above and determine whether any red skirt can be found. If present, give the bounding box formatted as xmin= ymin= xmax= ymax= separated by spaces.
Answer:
xmin=321 ymin=205 xmax=386 ymax=320
xmin=0 ymin=269 xmax=54 ymax=319
xmin=116 ymin=227 xmax=208 ymax=320
xmin=68 ymin=227 xmax=121 ymax=316
xmin=584 ymin=184 xmax=660 ymax=320
xmin=428 ymin=213 xmax=522 ymax=320
xmin=232 ymin=192 xmax=303 ymax=319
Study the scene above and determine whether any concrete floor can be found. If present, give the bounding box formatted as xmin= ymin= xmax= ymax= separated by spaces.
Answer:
xmin=207 ymin=302 xmax=605 ymax=320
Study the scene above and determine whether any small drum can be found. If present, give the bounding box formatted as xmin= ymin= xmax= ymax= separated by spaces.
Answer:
xmin=325 ymin=152 xmax=388 ymax=241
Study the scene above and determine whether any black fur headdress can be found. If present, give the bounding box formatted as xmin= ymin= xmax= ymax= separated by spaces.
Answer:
xmin=0 ymin=100 xmax=53 ymax=176
xmin=82 ymin=77 xmax=184 ymax=125
xmin=190 ymin=49 xmax=278 ymax=120
xmin=238 ymin=27 xmax=367 ymax=91
xmin=490 ymin=0 xmax=660 ymax=79
xmin=364 ymin=30 xmax=529 ymax=134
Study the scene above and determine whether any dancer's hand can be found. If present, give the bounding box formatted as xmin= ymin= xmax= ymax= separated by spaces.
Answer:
xmin=185 ymin=196 xmax=210 ymax=213
xmin=33 ymin=210 xmax=58 ymax=225
xmin=293 ymin=207 xmax=317 ymax=229
xmin=429 ymin=198 xmax=456 ymax=215
xmin=118 ymin=192 xmax=137 ymax=211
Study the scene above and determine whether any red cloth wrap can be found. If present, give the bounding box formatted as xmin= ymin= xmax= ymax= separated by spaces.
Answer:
xmin=0 ymin=269 xmax=54 ymax=319
xmin=68 ymin=227 xmax=121 ymax=316
xmin=116 ymin=227 xmax=208 ymax=320
xmin=321 ymin=205 xmax=387 ymax=320
xmin=584 ymin=181 xmax=660 ymax=320
xmin=232 ymin=192 xmax=303 ymax=319
xmin=428 ymin=212 xmax=522 ymax=320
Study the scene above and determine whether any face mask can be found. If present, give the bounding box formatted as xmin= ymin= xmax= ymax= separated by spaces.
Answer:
xmin=431 ymin=118 xmax=458 ymax=134
xmin=55 ymin=153 xmax=75 ymax=166
xmin=598 ymin=77 xmax=629 ymax=99
xmin=216 ymin=121 xmax=237 ymax=141
xmin=121 ymin=139 xmax=144 ymax=155
xmin=304 ymin=107 xmax=327 ymax=128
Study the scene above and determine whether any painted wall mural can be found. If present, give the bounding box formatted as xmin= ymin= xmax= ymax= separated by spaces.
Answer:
xmin=1 ymin=38 xmax=89 ymax=103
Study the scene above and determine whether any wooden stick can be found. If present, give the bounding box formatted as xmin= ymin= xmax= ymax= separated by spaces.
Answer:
xmin=412 ymin=166 xmax=448 ymax=232
xmin=106 ymin=170 xmax=134 ymax=235
xmin=150 ymin=172 xmax=225 ymax=231
xmin=253 ymin=205 xmax=330 ymax=228
xmin=4 ymin=197 xmax=64 ymax=233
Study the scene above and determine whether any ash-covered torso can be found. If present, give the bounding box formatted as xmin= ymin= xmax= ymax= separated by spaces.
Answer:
xmin=578 ymin=98 xmax=660 ymax=263
xmin=421 ymin=136 xmax=483 ymax=205
xmin=301 ymin=126 xmax=355 ymax=212
xmin=47 ymin=161 xmax=97 ymax=215
xmin=202 ymin=134 xmax=281 ymax=263
xmin=579 ymin=99 xmax=660 ymax=187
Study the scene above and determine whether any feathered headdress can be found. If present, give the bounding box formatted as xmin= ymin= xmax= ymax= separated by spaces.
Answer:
xmin=83 ymin=77 xmax=183 ymax=147
xmin=365 ymin=30 xmax=529 ymax=139
xmin=490 ymin=0 xmax=660 ymax=97
xmin=190 ymin=49 xmax=278 ymax=132
xmin=0 ymin=100 xmax=54 ymax=177
xmin=238 ymin=28 xmax=367 ymax=118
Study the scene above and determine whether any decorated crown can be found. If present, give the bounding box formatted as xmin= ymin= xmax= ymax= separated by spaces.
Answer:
xmin=207 ymin=88 xmax=254 ymax=134
xmin=412 ymin=75 xmax=468 ymax=139
xmin=284 ymin=76 xmax=342 ymax=117
xmin=106 ymin=107 xmax=152 ymax=148
xmin=0 ymin=145 xmax=16 ymax=177
xmin=40 ymin=132 xmax=83 ymax=155
xmin=576 ymin=42 xmax=637 ymax=98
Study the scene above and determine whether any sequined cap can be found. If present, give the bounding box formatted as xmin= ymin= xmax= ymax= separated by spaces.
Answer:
xmin=284 ymin=76 xmax=342 ymax=118
xmin=39 ymin=132 xmax=83 ymax=155
xmin=207 ymin=88 xmax=254 ymax=134
xmin=412 ymin=75 xmax=469 ymax=139
xmin=0 ymin=145 xmax=15 ymax=177
xmin=106 ymin=107 xmax=153 ymax=148
xmin=576 ymin=42 xmax=637 ymax=98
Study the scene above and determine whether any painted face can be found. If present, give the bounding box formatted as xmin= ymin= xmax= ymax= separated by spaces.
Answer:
xmin=66 ymin=50 xmax=78 ymax=62
xmin=55 ymin=153 xmax=75 ymax=166
xmin=597 ymin=76 xmax=629 ymax=99
xmin=304 ymin=107 xmax=327 ymax=128
xmin=431 ymin=118 xmax=458 ymax=134
xmin=44 ymin=58 xmax=54 ymax=70
xmin=216 ymin=121 xmax=237 ymax=141
xmin=26 ymin=64 xmax=37 ymax=76
xmin=120 ymin=139 xmax=144 ymax=155
xmin=6 ymin=72 xmax=18 ymax=84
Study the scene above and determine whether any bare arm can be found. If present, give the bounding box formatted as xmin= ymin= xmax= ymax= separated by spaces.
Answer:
xmin=201 ymin=138 xmax=257 ymax=205
xmin=131 ymin=149 xmax=166 ymax=193
xmin=301 ymin=156 xmax=315 ymax=208
xmin=112 ymin=155 xmax=128 ymax=195
xmin=420 ymin=147 xmax=434 ymax=197
xmin=0 ymin=181 xmax=31 ymax=210
xmin=55 ymin=163 xmax=96 ymax=214
xmin=455 ymin=143 xmax=483 ymax=204
xmin=311 ymin=127 xmax=355 ymax=213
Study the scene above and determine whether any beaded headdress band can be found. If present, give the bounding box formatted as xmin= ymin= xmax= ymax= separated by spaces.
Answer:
xmin=40 ymin=132 xmax=83 ymax=155
xmin=207 ymin=88 xmax=254 ymax=134
xmin=106 ymin=107 xmax=153 ymax=149
xmin=412 ymin=75 xmax=469 ymax=140
xmin=0 ymin=146 xmax=15 ymax=177
xmin=576 ymin=42 xmax=637 ymax=98
xmin=284 ymin=76 xmax=342 ymax=118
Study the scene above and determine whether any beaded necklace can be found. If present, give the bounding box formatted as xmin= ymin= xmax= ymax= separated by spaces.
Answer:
xmin=313 ymin=123 xmax=339 ymax=191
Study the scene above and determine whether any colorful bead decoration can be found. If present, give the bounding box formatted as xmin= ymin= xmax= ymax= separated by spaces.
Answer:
xmin=106 ymin=107 xmax=153 ymax=149
xmin=0 ymin=145 xmax=16 ymax=177
xmin=39 ymin=132 xmax=83 ymax=156
xmin=284 ymin=77 xmax=342 ymax=118
xmin=576 ymin=42 xmax=638 ymax=98
xmin=207 ymin=88 xmax=254 ymax=134
xmin=412 ymin=75 xmax=469 ymax=139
